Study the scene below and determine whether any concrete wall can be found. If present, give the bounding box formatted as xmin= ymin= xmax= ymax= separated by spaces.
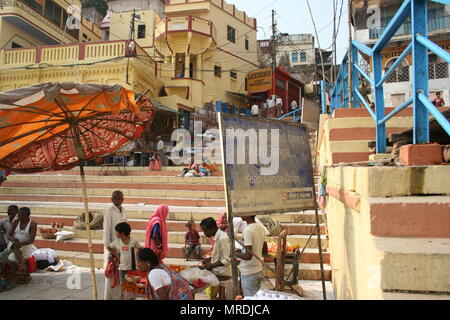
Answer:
xmin=326 ymin=165 xmax=450 ymax=300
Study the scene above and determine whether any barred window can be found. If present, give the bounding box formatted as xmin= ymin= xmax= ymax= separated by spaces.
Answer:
xmin=429 ymin=63 xmax=448 ymax=80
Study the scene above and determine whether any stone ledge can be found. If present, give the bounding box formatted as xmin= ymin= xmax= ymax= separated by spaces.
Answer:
xmin=327 ymin=166 xmax=450 ymax=198
xmin=373 ymin=237 xmax=450 ymax=293
xmin=363 ymin=197 xmax=450 ymax=238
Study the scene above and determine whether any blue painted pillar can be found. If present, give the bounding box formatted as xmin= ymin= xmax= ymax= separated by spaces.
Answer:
xmin=321 ymin=80 xmax=326 ymax=114
xmin=335 ymin=78 xmax=341 ymax=111
xmin=343 ymin=57 xmax=349 ymax=109
xmin=412 ymin=0 xmax=429 ymax=144
xmin=216 ymin=101 xmax=223 ymax=113
xmin=351 ymin=45 xmax=360 ymax=108
xmin=373 ymin=52 xmax=387 ymax=153
xmin=223 ymin=103 xmax=229 ymax=113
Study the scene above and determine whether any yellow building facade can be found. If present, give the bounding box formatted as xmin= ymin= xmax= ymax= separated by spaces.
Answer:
xmin=153 ymin=0 xmax=259 ymax=112
xmin=0 ymin=40 xmax=162 ymax=97
xmin=0 ymin=0 xmax=258 ymax=115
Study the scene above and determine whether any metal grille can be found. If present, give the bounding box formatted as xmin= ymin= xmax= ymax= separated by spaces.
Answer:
xmin=429 ymin=63 xmax=449 ymax=79
xmin=386 ymin=66 xmax=410 ymax=83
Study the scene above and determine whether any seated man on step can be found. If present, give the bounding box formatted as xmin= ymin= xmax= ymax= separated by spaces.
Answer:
xmin=7 ymin=207 xmax=37 ymax=283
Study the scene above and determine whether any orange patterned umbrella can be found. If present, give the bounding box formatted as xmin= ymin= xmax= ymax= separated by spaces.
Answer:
xmin=0 ymin=82 xmax=155 ymax=300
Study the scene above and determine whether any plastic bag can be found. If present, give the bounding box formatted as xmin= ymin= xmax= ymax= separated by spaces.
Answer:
xmin=180 ymin=267 xmax=219 ymax=287
xmin=55 ymin=230 xmax=75 ymax=242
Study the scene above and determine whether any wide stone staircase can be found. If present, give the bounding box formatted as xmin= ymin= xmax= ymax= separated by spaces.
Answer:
xmin=0 ymin=166 xmax=331 ymax=287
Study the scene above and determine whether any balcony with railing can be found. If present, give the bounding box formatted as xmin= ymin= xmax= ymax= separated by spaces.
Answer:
xmin=0 ymin=40 xmax=163 ymax=96
xmin=0 ymin=40 xmax=145 ymax=68
xmin=154 ymin=16 xmax=217 ymax=57
xmin=369 ymin=15 xmax=450 ymax=40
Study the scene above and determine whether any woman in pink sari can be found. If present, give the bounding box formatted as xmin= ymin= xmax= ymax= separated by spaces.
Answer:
xmin=145 ymin=205 xmax=169 ymax=262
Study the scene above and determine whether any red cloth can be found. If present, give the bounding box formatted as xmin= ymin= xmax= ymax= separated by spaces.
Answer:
xmin=193 ymin=279 xmax=207 ymax=289
xmin=185 ymin=230 xmax=200 ymax=245
xmin=216 ymin=212 xmax=227 ymax=230
xmin=105 ymin=256 xmax=120 ymax=289
xmin=149 ymin=157 xmax=161 ymax=171
xmin=145 ymin=205 xmax=169 ymax=261
xmin=26 ymin=256 xmax=37 ymax=273
xmin=433 ymin=98 xmax=445 ymax=107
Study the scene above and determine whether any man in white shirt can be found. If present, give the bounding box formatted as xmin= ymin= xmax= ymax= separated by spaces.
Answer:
xmin=0 ymin=205 xmax=18 ymax=253
xmin=157 ymin=136 xmax=168 ymax=167
xmin=276 ymin=97 xmax=283 ymax=118
xmin=267 ymin=96 xmax=275 ymax=118
xmin=103 ymin=190 xmax=127 ymax=300
xmin=291 ymin=100 xmax=299 ymax=110
xmin=251 ymin=104 xmax=260 ymax=117
xmin=235 ymin=215 xmax=266 ymax=297
xmin=200 ymin=217 xmax=231 ymax=278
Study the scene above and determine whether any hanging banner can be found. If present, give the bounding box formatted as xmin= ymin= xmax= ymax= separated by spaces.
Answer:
xmin=218 ymin=114 xmax=315 ymax=217
xmin=246 ymin=68 xmax=273 ymax=94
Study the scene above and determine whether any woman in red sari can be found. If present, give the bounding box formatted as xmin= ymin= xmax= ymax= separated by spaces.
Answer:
xmin=145 ymin=205 xmax=169 ymax=262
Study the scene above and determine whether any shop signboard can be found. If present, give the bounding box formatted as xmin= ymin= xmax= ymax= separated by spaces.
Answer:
xmin=218 ymin=114 xmax=316 ymax=217
xmin=246 ymin=67 xmax=273 ymax=94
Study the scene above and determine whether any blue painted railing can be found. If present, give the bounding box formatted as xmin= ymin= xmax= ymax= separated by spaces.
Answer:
xmin=278 ymin=108 xmax=302 ymax=122
xmin=324 ymin=0 xmax=450 ymax=153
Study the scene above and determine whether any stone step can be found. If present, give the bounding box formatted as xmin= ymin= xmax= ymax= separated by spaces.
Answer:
xmin=1 ymin=181 xmax=224 ymax=192
xmin=56 ymin=251 xmax=332 ymax=281
xmin=31 ymin=169 xmax=224 ymax=177
xmin=369 ymin=237 xmax=450 ymax=293
xmin=0 ymin=202 xmax=325 ymax=224
xmin=329 ymin=127 xmax=410 ymax=142
xmin=7 ymin=175 xmax=224 ymax=185
xmin=76 ymin=166 xmax=224 ymax=173
xmin=0 ymin=194 xmax=226 ymax=207
xmin=332 ymin=107 xmax=450 ymax=119
xmin=19 ymin=215 xmax=326 ymax=235
xmin=68 ymin=228 xmax=329 ymax=248
xmin=0 ymin=186 xmax=225 ymax=200
xmin=33 ymin=238 xmax=330 ymax=264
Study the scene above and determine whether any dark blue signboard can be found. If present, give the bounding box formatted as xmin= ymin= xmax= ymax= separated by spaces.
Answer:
xmin=219 ymin=114 xmax=315 ymax=217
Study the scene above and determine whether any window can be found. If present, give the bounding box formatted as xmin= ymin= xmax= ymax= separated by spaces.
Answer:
xmin=245 ymin=37 xmax=249 ymax=51
xmin=301 ymin=51 xmax=307 ymax=62
xmin=11 ymin=42 xmax=22 ymax=48
xmin=44 ymin=0 xmax=54 ymax=20
xmin=292 ymin=51 xmax=299 ymax=63
xmin=230 ymin=71 xmax=237 ymax=80
xmin=260 ymin=41 xmax=270 ymax=47
xmin=23 ymin=0 xmax=43 ymax=13
xmin=227 ymin=25 xmax=236 ymax=43
xmin=44 ymin=0 xmax=63 ymax=27
xmin=214 ymin=65 xmax=222 ymax=77
xmin=138 ymin=25 xmax=146 ymax=39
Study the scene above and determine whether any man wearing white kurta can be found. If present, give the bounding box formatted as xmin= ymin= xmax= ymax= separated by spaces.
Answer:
xmin=103 ymin=190 xmax=127 ymax=300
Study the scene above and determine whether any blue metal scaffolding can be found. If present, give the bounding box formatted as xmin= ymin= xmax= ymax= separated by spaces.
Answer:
xmin=322 ymin=0 xmax=450 ymax=153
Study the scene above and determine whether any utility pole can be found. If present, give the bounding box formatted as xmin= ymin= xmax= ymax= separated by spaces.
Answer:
xmin=332 ymin=0 xmax=337 ymax=86
xmin=271 ymin=9 xmax=277 ymax=96
xmin=347 ymin=0 xmax=354 ymax=108
xmin=126 ymin=9 xmax=137 ymax=85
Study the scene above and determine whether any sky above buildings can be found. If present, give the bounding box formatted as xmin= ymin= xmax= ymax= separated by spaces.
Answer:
xmin=227 ymin=0 xmax=350 ymax=61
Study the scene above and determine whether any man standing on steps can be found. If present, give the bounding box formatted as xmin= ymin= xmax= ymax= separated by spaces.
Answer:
xmin=103 ymin=190 xmax=127 ymax=300
xmin=235 ymin=215 xmax=266 ymax=298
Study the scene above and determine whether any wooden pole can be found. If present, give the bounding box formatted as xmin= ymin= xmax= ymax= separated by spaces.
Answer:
xmin=306 ymin=127 xmax=327 ymax=300
xmin=218 ymin=112 xmax=240 ymax=299
xmin=70 ymin=125 xmax=98 ymax=300
xmin=79 ymin=164 xmax=98 ymax=301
